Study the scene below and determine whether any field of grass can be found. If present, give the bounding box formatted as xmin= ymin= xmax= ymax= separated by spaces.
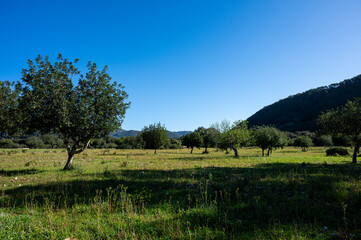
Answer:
xmin=1 ymin=147 xmax=361 ymax=239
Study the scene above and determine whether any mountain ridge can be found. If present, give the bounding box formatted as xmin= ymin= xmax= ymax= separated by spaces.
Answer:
xmin=247 ymin=74 xmax=361 ymax=132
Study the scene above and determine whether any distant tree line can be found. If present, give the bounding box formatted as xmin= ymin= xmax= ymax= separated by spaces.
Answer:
xmin=0 ymin=122 xmax=353 ymax=153
xmin=1 ymin=100 xmax=360 ymax=164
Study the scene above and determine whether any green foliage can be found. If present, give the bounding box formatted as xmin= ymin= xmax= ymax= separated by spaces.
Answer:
xmin=196 ymin=127 xmax=220 ymax=153
xmin=104 ymin=143 xmax=117 ymax=149
xmin=0 ymin=139 xmax=15 ymax=148
xmin=318 ymin=98 xmax=361 ymax=163
xmin=40 ymin=134 xmax=64 ymax=148
xmin=326 ymin=147 xmax=349 ymax=156
xmin=313 ymin=135 xmax=333 ymax=147
xmin=91 ymin=138 xmax=107 ymax=149
xmin=253 ymin=126 xmax=287 ymax=156
xmin=140 ymin=122 xmax=170 ymax=153
xmin=293 ymin=136 xmax=313 ymax=152
xmin=182 ymin=131 xmax=203 ymax=153
xmin=0 ymin=81 xmax=21 ymax=135
xmin=167 ymin=138 xmax=182 ymax=149
xmin=115 ymin=135 xmax=144 ymax=149
xmin=25 ymin=136 xmax=45 ymax=149
xmin=331 ymin=134 xmax=352 ymax=147
xmin=15 ymin=54 xmax=129 ymax=169
xmin=219 ymin=120 xmax=252 ymax=157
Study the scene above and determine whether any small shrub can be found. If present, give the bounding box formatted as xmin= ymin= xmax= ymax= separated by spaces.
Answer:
xmin=326 ymin=147 xmax=349 ymax=156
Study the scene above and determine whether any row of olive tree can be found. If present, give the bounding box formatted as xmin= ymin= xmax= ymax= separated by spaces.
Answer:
xmin=182 ymin=121 xmax=287 ymax=157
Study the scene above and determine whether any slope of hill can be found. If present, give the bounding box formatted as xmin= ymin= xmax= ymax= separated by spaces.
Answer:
xmin=247 ymin=74 xmax=361 ymax=132
xmin=110 ymin=129 xmax=191 ymax=139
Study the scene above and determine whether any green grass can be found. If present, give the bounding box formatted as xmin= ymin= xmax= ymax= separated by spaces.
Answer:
xmin=1 ymin=147 xmax=361 ymax=239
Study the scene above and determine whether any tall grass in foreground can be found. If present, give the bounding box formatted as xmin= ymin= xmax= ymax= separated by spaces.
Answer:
xmin=1 ymin=147 xmax=361 ymax=239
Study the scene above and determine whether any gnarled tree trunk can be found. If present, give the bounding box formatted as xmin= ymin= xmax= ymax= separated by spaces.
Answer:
xmin=63 ymin=151 xmax=75 ymax=170
xmin=63 ymin=140 xmax=90 ymax=170
xmin=352 ymin=144 xmax=359 ymax=164
xmin=231 ymin=145 xmax=238 ymax=158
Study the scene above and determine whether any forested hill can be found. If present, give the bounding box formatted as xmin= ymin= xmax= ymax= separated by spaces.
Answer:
xmin=247 ymin=74 xmax=361 ymax=132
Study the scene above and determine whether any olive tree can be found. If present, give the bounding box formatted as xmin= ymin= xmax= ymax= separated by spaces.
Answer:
xmin=182 ymin=131 xmax=203 ymax=154
xmin=140 ymin=122 xmax=169 ymax=154
xmin=318 ymin=98 xmax=361 ymax=163
xmin=196 ymin=127 xmax=220 ymax=153
xmin=219 ymin=120 xmax=252 ymax=157
xmin=293 ymin=136 xmax=313 ymax=152
xmin=253 ymin=126 xmax=287 ymax=156
xmin=17 ymin=54 xmax=130 ymax=169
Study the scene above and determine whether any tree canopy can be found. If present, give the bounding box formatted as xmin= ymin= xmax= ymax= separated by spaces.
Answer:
xmin=140 ymin=122 xmax=169 ymax=154
xmin=318 ymin=98 xmax=361 ymax=163
xmin=219 ymin=120 xmax=252 ymax=157
xmin=1 ymin=54 xmax=130 ymax=169
xmin=0 ymin=81 xmax=21 ymax=135
xmin=182 ymin=131 xmax=203 ymax=154
xmin=253 ymin=126 xmax=287 ymax=156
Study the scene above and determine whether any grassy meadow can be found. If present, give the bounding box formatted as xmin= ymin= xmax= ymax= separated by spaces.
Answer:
xmin=1 ymin=147 xmax=361 ymax=239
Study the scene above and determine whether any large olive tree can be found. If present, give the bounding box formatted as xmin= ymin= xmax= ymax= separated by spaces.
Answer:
xmin=17 ymin=54 xmax=130 ymax=169
xmin=318 ymin=98 xmax=361 ymax=163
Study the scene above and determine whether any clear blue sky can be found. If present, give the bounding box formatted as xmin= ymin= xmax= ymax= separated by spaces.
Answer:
xmin=1 ymin=0 xmax=361 ymax=131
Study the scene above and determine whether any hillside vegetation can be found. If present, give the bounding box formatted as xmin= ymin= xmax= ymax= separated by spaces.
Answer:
xmin=247 ymin=74 xmax=361 ymax=131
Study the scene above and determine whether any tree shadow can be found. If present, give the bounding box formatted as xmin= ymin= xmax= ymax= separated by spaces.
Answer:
xmin=1 ymin=162 xmax=361 ymax=237
xmin=0 ymin=168 xmax=42 ymax=176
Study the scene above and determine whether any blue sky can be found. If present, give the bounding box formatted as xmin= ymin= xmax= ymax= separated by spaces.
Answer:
xmin=1 ymin=0 xmax=361 ymax=131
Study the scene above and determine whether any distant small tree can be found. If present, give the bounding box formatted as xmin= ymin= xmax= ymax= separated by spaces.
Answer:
xmin=210 ymin=119 xmax=231 ymax=134
xmin=115 ymin=136 xmax=144 ymax=149
xmin=331 ymin=134 xmax=352 ymax=147
xmin=318 ymin=98 xmax=361 ymax=163
xmin=196 ymin=127 xmax=220 ymax=153
xmin=313 ymin=135 xmax=333 ymax=147
xmin=293 ymin=136 xmax=313 ymax=152
xmin=168 ymin=138 xmax=182 ymax=149
xmin=140 ymin=122 xmax=170 ymax=154
xmin=182 ymin=132 xmax=203 ymax=154
xmin=219 ymin=120 xmax=252 ymax=157
xmin=91 ymin=138 xmax=107 ymax=149
xmin=0 ymin=139 xmax=15 ymax=148
xmin=25 ymin=136 xmax=45 ymax=149
xmin=41 ymin=134 xmax=64 ymax=148
xmin=253 ymin=126 xmax=287 ymax=156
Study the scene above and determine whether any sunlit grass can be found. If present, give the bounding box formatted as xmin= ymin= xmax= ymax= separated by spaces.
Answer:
xmin=1 ymin=147 xmax=360 ymax=239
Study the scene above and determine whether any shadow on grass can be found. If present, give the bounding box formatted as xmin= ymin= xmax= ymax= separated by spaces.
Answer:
xmin=2 ymin=162 xmax=361 ymax=237
xmin=0 ymin=168 xmax=42 ymax=176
